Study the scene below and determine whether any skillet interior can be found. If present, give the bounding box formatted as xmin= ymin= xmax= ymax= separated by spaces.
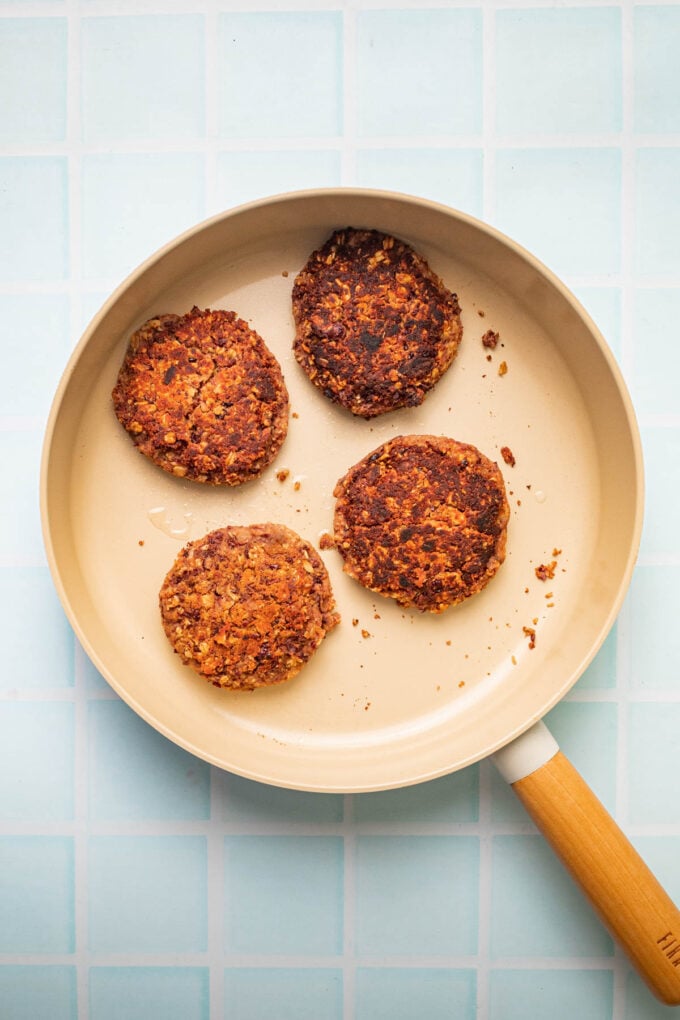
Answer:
xmin=40 ymin=189 xmax=643 ymax=792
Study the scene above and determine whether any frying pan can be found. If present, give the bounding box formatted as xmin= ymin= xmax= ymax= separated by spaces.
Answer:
xmin=40 ymin=189 xmax=680 ymax=1003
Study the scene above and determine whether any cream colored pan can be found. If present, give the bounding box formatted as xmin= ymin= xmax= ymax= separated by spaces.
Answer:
xmin=40 ymin=190 xmax=680 ymax=1003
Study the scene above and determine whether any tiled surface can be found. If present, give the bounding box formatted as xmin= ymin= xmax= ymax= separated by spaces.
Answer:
xmin=1 ymin=3 xmax=679 ymax=1018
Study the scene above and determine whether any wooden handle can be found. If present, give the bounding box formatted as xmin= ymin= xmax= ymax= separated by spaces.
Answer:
xmin=512 ymin=751 xmax=680 ymax=1005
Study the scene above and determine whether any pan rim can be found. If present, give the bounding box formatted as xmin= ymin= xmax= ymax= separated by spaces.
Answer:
xmin=39 ymin=187 xmax=645 ymax=792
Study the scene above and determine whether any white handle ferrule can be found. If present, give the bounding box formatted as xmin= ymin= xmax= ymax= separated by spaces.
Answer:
xmin=492 ymin=720 xmax=560 ymax=784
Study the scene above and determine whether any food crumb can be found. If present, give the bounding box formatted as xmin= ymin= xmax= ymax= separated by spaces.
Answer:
xmin=498 ymin=360 xmax=508 ymax=376
xmin=276 ymin=469 xmax=290 ymax=483
xmin=292 ymin=411 xmax=299 ymax=419
xmin=500 ymin=446 xmax=516 ymax=467
xmin=523 ymin=626 xmax=536 ymax=649
xmin=478 ymin=309 xmax=486 ymax=318
xmin=361 ymin=629 xmax=371 ymax=639
xmin=138 ymin=539 xmax=144 ymax=546
xmin=319 ymin=532 xmax=335 ymax=550
xmin=552 ymin=547 xmax=562 ymax=557
xmin=374 ymin=613 xmax=381 ymax=620
xmin=364 ymin=702 xmax=371 ymax=711
xmin=535 ymin=561 xmax=557 ymax=582
xmin=458 ymin=680 xmax=465 ymax=688
xmin=511 ymin=655 xmax=517 ymax=665
xmin=446 ymin=640 xmax=451 ymax=646
xmin=293 ymin=480 xmax=301 ymax=492
xmin=482 ymin=329 xmax=498 ymax=348
xmin=282 ymin=270 xmax=289 ymax=277
xmin=352 ymin=618 xmax=359 ymax=627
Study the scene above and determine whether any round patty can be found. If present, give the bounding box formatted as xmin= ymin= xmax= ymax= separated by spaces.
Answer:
xmin=333 ymin=435 xmax=509 ymax=613
xmin=292 ymin=227 xmax=463 ymax=419
xmin=159 ymin=524 xmax=340 ymax=690
xmin=112 ymin=306 xmax=289 ymax=485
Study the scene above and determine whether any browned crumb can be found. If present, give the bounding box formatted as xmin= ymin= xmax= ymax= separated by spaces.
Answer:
xmin=352 ymin=618 xmax=359 ymax=627
xmin=498 ymin=360 xmax=508 ymax=376
xmin=276 ymin=469 xmax=290 ymax=483
xmin=282 ymin=270 xmax=289 ymax=278
xmin=500 ymin=446 xmax=516 ymax=467
xmin=552 ymin=547 xmax=562 ymax=557
xmin=523 ymin=626 xmax=536 ymax=649
xmin=333 ymin=434 xmax=509 ymax=613
xmin=446 ymin=640 xmax=452 ymax=646
xmin=361 ymin=629 xmax=371 ymax=639
xmin=293 ymin=480 xmax=301 ymax=492
xmin=458 ymin=680 xmax=465 ymax=688
xmin=112 ymin=307 xmax=289 ymax=485
xmin=292 ymin=227 xmax=463 ymax=418
xmin=482 ymin=329 xmax=499 ymax=349
xmin=319 ymin=532 xmax=336 ymax=551
xmin=535 ymin=561 xmax=557 ymax=582
xmin=138 ymin=540 xmax=145 ymax=546
xmin=158 ymin=523 xmax=339 ymax=690
xmin=511 ymin=655 xmax=517 ymax=665
xmin=373 ymin=613 xmax=381 ymax=620
xmin=292 ymin=412 xmax=299 ymax=419
xmin=478 ymin=309 xmax=486 ymax=318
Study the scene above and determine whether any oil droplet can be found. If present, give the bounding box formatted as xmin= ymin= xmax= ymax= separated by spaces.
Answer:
xmin=534 ymin=490 xmax=546 ymax=504
xmin=148 ymin=506 xmax=193 ymax=539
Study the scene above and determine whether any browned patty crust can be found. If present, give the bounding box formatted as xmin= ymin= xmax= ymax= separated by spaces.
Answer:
xmin=159 ymin=524 xmax=340 ymax=690
xmin=333 ymin=435 xmax=509 ymax=613
xmin=292 ymin=228 xmax=463 ymax=418
xmin=112 ymin=307 xmax=289 ymax=485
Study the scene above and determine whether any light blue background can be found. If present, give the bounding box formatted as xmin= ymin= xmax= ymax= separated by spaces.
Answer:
xmin=88 ymin=836 xmax=208 ymax=952
xmin=1 ymin=3 xmax=678 ymax=1018
xmin=224 ymin=836 xmax=344 ymax=956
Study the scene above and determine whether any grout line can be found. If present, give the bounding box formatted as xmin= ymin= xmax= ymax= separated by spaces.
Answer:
xmin=3 ymin=815 xmax=677 ymax=838
xmin=342 ymin=794 xmax=356 ymax=1019
xmin=204 ymin=7 xmax=220 ymax=215
xmin=481 ymin=1 xmax=496 ymax=226
xmin=207 ymin=766 xmax=227 ymax=1018
xmin=0 ymin=950 xmax=626 ymax=970
xmin=11 ymin=133 xmax=680 ymax=157
xmin=340 ymin=4 xmax=357 ymax=186
xmin=1 ymin=0 xmax=653 ymax=16
xmin=73 ymin=641 xmax=90 ymax=1020
xmin=475 ymin=760 xmax=493 ymax=1020
xmin=65 ymin=0 xmax=83 ymax=344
